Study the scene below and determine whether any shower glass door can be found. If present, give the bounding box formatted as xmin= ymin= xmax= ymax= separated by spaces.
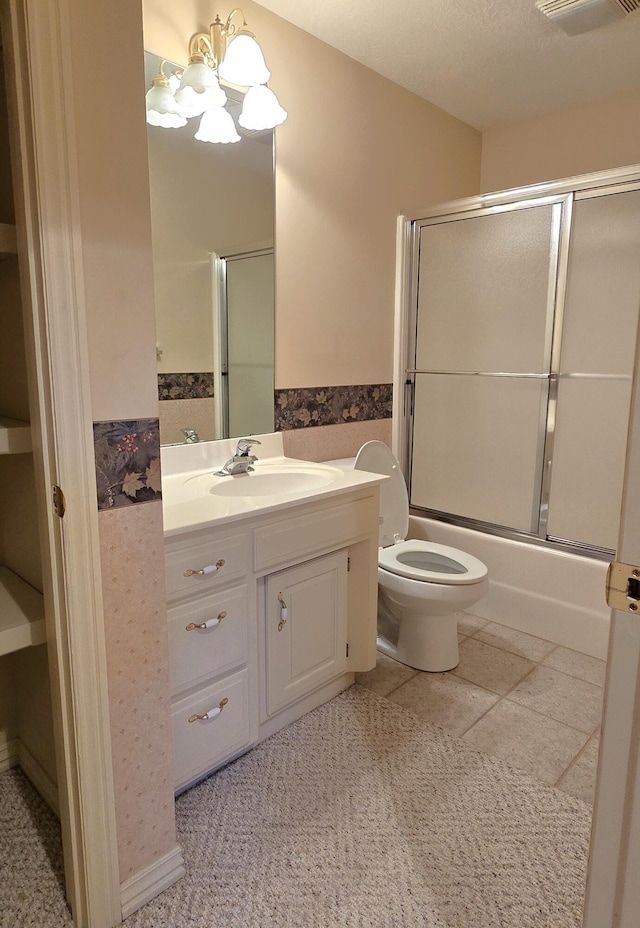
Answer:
xmin=408 ymin=183 xmax=640 ymax=556
xmin=410 ymin=200 xmax=564 ymax=535
xmin=546 ymin=189 xmax=640 ymax=551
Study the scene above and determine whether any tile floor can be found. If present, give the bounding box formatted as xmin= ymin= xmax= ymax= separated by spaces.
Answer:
xmin=356 ymin=612 xmax=606 ymax=805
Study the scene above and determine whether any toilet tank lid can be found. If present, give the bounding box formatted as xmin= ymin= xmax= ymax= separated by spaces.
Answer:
xmin=354 ymin=441 xmax=409 ymax=548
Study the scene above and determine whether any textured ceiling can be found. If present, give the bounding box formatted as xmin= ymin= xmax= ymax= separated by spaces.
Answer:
xmin=253 ymin=0 xmax=640 ymax=130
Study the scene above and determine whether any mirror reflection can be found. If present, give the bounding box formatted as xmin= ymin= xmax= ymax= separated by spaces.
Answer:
xmin=144 ymin=52 xmax=275 ymax=445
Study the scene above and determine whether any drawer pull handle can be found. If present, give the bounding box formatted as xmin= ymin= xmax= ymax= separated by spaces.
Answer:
xmin=277 ymin=592 xmax=288 ymax=632
xmin=186 ymin=611 xmax=227 ymax=631
xmin=184 ymin=559 xmax=225 ymax=577
xmin=188 ymin=697 xmax=229 ymax=723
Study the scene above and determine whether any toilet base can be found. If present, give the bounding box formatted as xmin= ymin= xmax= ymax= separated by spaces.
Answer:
xmin=376 ymin=609 xmax=460 ymax=673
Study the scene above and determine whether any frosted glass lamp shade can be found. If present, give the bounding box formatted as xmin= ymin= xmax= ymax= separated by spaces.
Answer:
xmin=145 ymin=84 xmax=187 ymax=128
xmin=179 ymin=60 xmax=219 ymax=94
xmin=175 ymin=81 xmax=227 ymax=118
xmin=218 ymin=34 xmax=270 ymax=86
xmin=239 ymin=85 xmax=287 ymax=130
xmin=195 ymin=107 xmax=241 ymax=144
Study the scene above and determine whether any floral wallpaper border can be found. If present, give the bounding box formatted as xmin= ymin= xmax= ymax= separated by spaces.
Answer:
xmin=275 ymin=383 xmax=393 ymax=430
xmin=158 ymin=373 xmax=214 ymax=401
xmin=94 ymin=418 xmax=161 ymax=511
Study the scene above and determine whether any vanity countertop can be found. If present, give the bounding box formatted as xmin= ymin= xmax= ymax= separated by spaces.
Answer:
xmin=160 ymin=433 xmax=386 ymax=537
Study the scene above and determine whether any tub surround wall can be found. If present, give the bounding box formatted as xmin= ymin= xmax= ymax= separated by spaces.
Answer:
xmin=409 ymin=515 xmax=610 ymax=661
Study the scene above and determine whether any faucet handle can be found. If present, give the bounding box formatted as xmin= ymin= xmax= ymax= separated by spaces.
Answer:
xmin=235 ymin=437 xmax=262 ymax=456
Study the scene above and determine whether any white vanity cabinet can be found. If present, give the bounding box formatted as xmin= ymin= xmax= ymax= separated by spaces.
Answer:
xmin=164 ymin=479 xmax=381 ymax=794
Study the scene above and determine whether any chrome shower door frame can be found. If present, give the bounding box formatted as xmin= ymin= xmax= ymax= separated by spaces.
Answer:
xmin=401 ymin=165 xmax=640 ymax=560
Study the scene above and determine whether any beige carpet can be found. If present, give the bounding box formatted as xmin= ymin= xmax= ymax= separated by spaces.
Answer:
xmin=0 ymin=767 xmax=71 ymax=927
xmin=127 ymin=686 xmax=590 ymax=927
xmin=0 ymin=686 xmax=591 ymax=927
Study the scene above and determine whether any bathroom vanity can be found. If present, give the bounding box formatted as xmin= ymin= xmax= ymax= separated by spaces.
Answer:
xmin=161 ymin=433 xmax=385 ymax=793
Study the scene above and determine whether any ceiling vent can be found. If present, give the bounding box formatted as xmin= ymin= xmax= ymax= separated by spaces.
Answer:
xmin=535 ymin=0 xmax=640 ymax=35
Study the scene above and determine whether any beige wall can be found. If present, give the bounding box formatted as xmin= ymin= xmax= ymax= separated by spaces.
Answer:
xmin=481 ymin=89 xmax=640 ymax=194
xmin=69 ymin=1 xmax=160 ymax=422
xmin=143 ymin=0 xmax=482 ymax=390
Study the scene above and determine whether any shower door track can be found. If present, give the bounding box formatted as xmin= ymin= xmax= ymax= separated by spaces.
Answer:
xmin=413 ymin=506 xmax=614 ymax=562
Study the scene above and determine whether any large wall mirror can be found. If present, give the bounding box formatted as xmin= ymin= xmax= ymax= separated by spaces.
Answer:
xmin=144 ymin=52 xmax=275 ymax=445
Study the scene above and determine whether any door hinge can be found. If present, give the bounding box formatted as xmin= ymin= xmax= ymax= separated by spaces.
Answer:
xmin=346 ymin=642 xmax=349 ymax=658
xmin=52 ymin=485 xmax=66 ymax=518
xmin=606 ymin=561 xmax=640 ymax=612
xmin=347 ymin=557 xmax=351 ymax=572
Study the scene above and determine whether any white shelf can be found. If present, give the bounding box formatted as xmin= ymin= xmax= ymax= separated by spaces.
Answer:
xmin=0 ymin=415 xmax=32 ymax=454
xmin=0 ymin=222 xmax=17 ymax=258
xmin=0 ymin=566 xmax=46 ymax=657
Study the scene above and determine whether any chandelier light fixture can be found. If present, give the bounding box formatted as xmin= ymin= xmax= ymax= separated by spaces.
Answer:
xmin=145 ymin=9 xmax=287 ymax=143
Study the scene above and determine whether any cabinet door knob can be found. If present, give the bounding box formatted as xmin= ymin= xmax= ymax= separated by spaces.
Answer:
xmin=185 ymin=611 xmax=227 ymax=631
xmin=188 ymin=697 xmax=229 ymax=723
xmin=183 ymin=559 xmax=225 ymax=577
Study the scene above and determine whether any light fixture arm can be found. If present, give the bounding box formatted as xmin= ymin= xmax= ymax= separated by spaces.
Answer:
xmin=188 ymin=9 xmax=255 ymax=71
xmin=187 ymin=32 xmax=214 ymax=66
xmin=150 ymin=59 xmax=170 ymax=89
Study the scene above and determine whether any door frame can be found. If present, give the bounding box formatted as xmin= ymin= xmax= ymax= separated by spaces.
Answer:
xmin=583 ymin=300 xmax=640 ymax=924
xmin=394 ymin=164 xmax=640 ymax=927
xmin=3 ymin=0 xmax=121 ymax=924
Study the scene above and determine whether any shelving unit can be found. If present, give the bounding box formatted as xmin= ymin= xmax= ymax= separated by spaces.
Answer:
xmin=0 ymin=221 xmax=17 ymax=257
xmin=0 ymin=414 xmax=31 ymax=453
xmin=0 ymin=565 xmax=46 ymax=658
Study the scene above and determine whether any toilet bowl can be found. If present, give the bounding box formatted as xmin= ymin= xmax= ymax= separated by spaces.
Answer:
xmin=353 ymin=441 xmax=489 ymax=672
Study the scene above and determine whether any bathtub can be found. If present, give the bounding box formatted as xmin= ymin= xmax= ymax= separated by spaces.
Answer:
xmin=409 ymin=515 xmax=610 ymax=660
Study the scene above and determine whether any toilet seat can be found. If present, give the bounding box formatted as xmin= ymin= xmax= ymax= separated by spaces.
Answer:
xmin=354 ymin=441 xmax=488 ymax=587
xmin=379 ymin=539 xmax=488 ymax=585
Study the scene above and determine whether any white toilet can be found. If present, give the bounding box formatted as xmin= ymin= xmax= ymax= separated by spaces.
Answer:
xmin=354 ymin=441 xmax=489 ymax=673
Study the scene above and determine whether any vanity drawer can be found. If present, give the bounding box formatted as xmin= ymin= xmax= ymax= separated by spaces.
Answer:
xmin=168 ymin=585 xmax=249 ymax=695
xmin=254 ymin=494 xmax=378 ymax=573
xmin=172 ymin=669 xmax=251 ymax=791
xmin=165 ymin=531 xmax=247 ymax=598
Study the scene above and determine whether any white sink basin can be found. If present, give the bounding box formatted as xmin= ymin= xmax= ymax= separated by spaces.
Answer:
xmin=184 ymin=463 xmax=343 ymax=499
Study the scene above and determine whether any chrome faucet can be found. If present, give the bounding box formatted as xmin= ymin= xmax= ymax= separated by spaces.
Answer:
xmin=215 ymin=438 xmax=262 ymax=476
xmin=181 ymin=428 xmax=200 ymax=444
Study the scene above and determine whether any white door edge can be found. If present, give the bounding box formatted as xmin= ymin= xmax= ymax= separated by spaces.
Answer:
xmin=584 ymin=274 xmax=640 ymax=926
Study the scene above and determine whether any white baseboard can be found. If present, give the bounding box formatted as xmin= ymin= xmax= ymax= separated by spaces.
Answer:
xmin=0 ymin=738 xmax=18 ymax=773
xmin=120 ymin=844 xmax=185 ymax=919
xmin=17 ymin=739 xmax=59 ymax=817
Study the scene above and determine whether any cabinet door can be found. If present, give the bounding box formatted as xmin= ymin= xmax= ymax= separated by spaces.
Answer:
xmin=265 ymin=551 xmax=348 ymax=716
